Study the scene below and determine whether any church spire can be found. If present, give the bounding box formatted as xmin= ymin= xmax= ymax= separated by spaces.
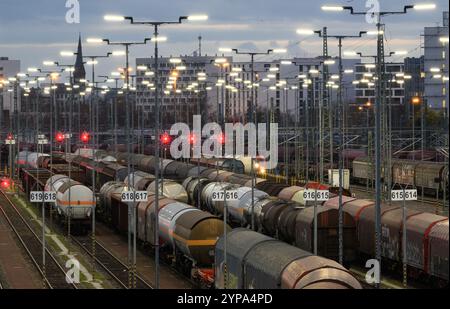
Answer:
xmin=73 ymin=33 xmax=86 ymax=83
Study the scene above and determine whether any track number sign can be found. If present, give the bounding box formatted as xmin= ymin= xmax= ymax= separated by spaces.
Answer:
xmin=212 ymin=190 xmax=239 ymax=201
xmin=391 ymin=189 xmax=417 ymax=201
xmin=30 ymin=191 xmax=57 ymax=203
xmin=303 ymin=190 xmax=330 ymax=201
xmin=121 ymin=191 xmax=148 ymax=202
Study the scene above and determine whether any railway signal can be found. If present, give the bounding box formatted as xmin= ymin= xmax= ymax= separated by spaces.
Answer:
xmin=81 ymin=131 xmax=90 ymax=144
xmin=5 ymin=133 xmax=15 ymax=145
xmin=55 ymin=132 xmax=65 ymax=143
xmin=189 ymin=133 xmax=196 ymax=145
xmin=217 ymin=133 xmax=225 ymax=145
xmin=1 ymin=177 xmax=11 ymax=189
xmin=160 ymin=133 xmax=171 ymax=145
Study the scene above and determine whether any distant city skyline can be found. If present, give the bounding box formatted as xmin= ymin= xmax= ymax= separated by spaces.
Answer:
xmin=0 ymin=0 xmax=448 ymax=77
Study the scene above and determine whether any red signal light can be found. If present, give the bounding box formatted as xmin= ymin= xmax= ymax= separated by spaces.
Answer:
xmin=81 ymin=131 xmax=90 ymax=144
xmin=189 ymin=134 xmax=196 ymax=145
xmin=1 ymin=178 xmax=10 ymax=189
xmin=161 ymin=133 xmax=171 ymax=145
xmin=217 ymin=133 xmax=225 ymax=144
xmin=6 ymin=133 xmax=13 ymax=140
xmin=56 ymin=132 xmax=65 ymax=143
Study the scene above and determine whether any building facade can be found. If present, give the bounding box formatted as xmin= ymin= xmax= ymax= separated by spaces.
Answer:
xmin=423 ymin=11 xmax=449 ymax=111
xmin=134 ymin=55 xmax=363 ymax=128
xmin=0 ymin=57 xmax=21 ymax=128
xmin=354 ymin=62 xmax=406 ymax=128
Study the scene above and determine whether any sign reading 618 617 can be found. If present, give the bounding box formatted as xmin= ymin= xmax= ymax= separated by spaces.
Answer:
xmin=303 ymin=189 xmax=330 ymax=201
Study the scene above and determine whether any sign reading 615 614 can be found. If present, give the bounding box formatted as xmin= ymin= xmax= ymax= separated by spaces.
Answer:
xmin=391 ymin=189 xmax=418 ymax=201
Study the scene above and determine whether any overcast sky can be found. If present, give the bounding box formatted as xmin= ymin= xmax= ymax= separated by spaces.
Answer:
xmin=0 ymin=0 xmax=448 ymax=78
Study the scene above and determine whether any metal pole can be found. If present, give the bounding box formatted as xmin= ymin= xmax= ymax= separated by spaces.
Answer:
xmin=223 ymin=186 xmax=228 ymax=289
xmin=313 ymin=188 xmax=318 ymax=255
xmin=153 ymin=24 xmax=161 ymax=289
xmin=306 ymin=81 xmax=310 ymax=182
xmin=374 ymin=21 xmax=384 ymax=288
xmin=402 ymin=187 xmax=407 ymax=287
xmin=122 ymin=45 xmax=133 ymax=288
xmin=42 ymin=200 xmax=46 ymax=287
xmin=337 ymin=37 xmax=344 ymax=265
xmin=250 ymin=54 xmax=255 ymax=231
xmin=90 ymin=60 xmax=97 ymax=275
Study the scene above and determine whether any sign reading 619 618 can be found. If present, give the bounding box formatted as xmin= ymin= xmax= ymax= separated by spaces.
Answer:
xmin=30 ymin=191 xmax=56 ymax=203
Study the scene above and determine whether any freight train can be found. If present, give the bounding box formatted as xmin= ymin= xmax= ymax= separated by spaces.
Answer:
xmin=98 ymin=180 xmax=362 ymax=289
xmin=353 ymin=157 xmax=449 ymax=196
xmin=17 ymin=151 xmax=95 ymax=233
xmin=17 ymin=150 xmax=449 ymax=287
xmin=15 ymin=150 xmax=363 ymax=289
xmin=323 ymin=196 xmax=449 ymax=285
xmin=54 ymin=151 xmax=358 ymax=264
xmin=110 ymin=151 xmax=449 ymax=286
xmin=215 ymin=229 xmax=362 ymax=289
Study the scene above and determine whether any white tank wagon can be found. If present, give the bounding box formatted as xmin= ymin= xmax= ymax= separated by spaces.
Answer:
xmin=147 ymin=179 xmax=189 ymax=203
xmin=44 ymin=174 xmax=95 ymax=221
xmin=124 ymin=171 xmax=155 ymax=191
xmin=199 ymin=182 xmax=269 ymax=226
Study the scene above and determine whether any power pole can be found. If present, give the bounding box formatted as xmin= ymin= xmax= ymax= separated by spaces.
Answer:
xmin=321 ymin=27 xmax=329 ymax=184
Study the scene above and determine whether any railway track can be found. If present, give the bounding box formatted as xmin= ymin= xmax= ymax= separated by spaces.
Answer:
xmin=0 ymin=189 xmax=78 ymax=289
xmin=72 ymin=236 xmax=153 ymax=289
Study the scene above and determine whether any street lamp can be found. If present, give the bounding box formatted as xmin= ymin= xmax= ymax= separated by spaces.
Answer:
xmin=324 ymin=1 xmax=436 ymax=287
xmin=217 ymin=46 xmax=286 ymax=231
xmin=105 ymin=12 xmax=208 ymax=289
xmin=297 ymin=27 xmax=367 ymax=265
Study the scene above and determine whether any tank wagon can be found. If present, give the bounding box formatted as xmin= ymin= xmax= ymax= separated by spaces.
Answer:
xmin=215 ymin=229 xmax=362 ymax=289
xmin=182 ymin=177 xmax=358 ymax=264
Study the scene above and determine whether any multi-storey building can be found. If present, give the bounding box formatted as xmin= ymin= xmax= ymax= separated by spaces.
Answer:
xmin=354 ymin=62 xmax=406 ymax=128
xmin=0 ymin=57 xmax=21 ymax=127
xmin=423 ymin=11 xmax=449 ymax=111
xmin=404 ymin=56 xmax=425 ymax=120
xmin=135 ymin=54 xmax=226 ymax=126
xmin=135 ymin=55 xmax=360 ymax=127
